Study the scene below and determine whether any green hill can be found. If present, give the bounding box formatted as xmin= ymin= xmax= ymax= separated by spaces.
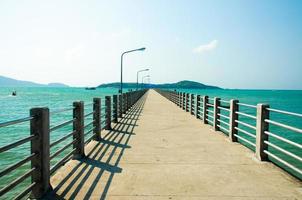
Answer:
xmin=98 ymin=80 xmax=221 ymax=89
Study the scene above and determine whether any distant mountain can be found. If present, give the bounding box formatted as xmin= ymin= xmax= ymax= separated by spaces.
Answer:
xmin=0 ymin=75 xmax=69 ymax=87
xmin=98 ymin=80 xmax=221 ymax=89
xmin=47 ymin=83 xmax=69 ymax=87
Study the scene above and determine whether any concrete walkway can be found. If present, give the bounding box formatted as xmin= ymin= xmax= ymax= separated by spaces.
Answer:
xmin=49 ymin=90 xmax=301 ymax=200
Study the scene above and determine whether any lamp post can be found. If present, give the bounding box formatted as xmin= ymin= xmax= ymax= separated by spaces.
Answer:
xmin=141 ymin=75 xmax=150 ymax=89
xmin=136 ymin=68 xmax=149 ymax=91
xmin=120 ymin=47 xmax=146 ymax=94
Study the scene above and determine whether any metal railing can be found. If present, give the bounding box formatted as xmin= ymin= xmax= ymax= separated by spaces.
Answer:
xmin=0 ymin=89 xmax=147 ymax=199
xmin=156 ymin=89 xmax=302 ymax=180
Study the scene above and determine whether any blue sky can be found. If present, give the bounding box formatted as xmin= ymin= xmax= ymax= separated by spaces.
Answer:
xmin=0 ymin=0 xmax=301 ymax=89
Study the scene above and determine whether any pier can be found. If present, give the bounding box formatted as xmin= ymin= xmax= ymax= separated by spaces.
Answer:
xmin=0 ymin=89 xmax=301 ymax=199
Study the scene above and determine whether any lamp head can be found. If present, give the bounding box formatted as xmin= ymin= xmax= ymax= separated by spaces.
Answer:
xmin=138 ymin=47 xmax=146 ymax=51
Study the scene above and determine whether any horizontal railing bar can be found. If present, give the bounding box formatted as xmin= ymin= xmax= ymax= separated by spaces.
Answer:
xmin=237 ymin=103 xmax=257 ymax=108
xmin=0 ymin=167 xmax=36 ymax=196
xmin=0 ymin=153 xmax=36 ymax=177
xmin=13 ymin=182 xmax=36 ymax=200
xmin=218 ymin=106 xmax=230 ymax=112
xmin=235 ymin=127 xmax=256 ymax=138
xmin=50 ymin=139 xmax=76 ymax=160
xmin=84 ymin=111 xmax=94 ymax=118
xmin=84 ymin=120 xmax=94 ymax=129
xmin=0 ymin=116 xmax=33 ymax=128
xmin=218 ymin=113 xmax=230 ymax=120
xmin=0 ymin=135 xmax=37 ymax=153
xmin=217 ymin=124 xmax=229 ymax=133
xmin=217 ymin=119 xmax=229 ymax=127
xmin=206 ymin=118 xmax=214 ymax=124
xmin=84 ymin=128 xmax=94 ymax=136
xmin=219 ymin=99 xmax=230 ymax=103
xmin=264 ymin=131 xmax=302 ymax=149
xmin=85 ymin=102 xmax=93 ymax=107
xmin=100 ymin=114 xmax=106 ymax=118
xmin=236 ymin=111 xmax=257 ymax=120
xmin=206 ymin=114 xmax=214 ymax=119
xmin=50 ymin=131 xmax=75 ymax=148
xmin=264 ymin=150 xmax=302 ymax=176
xmin=206 ymin=103 xmax=214 ymax=107
xmin=50 ymin=119 xmax=75 ymax=132
xmin=50 ymin=107 xmax=74 ymax=115
xmin=265 ymin=119 xmax=302 ymax=133
xmin=266 ymin=108 xmax=302 ymax=118
xmin=50 ymin=149 xmax=76 ymax=175
xmin=264 ymin=141 xmax=302 ymax=162
xmin=234 ymin=134 xmax=256 ymax=147
xmin=235 ymin=120 xmax=256 ymax=130
xmin=207 ymin=110 xmax=214 ymax=114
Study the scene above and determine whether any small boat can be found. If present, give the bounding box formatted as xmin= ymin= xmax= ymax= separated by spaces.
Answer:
xmin=85 ymin=87 xmax=96 ymax=90
xmin=12 ymin=91 xmax=17 ymax=96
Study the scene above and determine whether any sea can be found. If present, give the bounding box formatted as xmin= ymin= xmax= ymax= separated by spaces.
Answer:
xmin=0 ymin=87 xmax=301 ymax=199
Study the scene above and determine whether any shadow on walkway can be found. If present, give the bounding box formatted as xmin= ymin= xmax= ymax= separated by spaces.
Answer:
xmin=46 ymin=93 xmax=148 ymax=200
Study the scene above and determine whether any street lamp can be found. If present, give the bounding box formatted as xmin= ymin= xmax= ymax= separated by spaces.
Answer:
xmin=120 ymin=47 xmax=146 ymax=94
xmin=141 ymin=75 xmax=150 ymax=89
xmin=136 ymin=68 xmax=149 ymax=91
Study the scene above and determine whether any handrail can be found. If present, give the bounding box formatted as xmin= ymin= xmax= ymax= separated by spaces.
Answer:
xmin=156 ymin=89 xmax=302 ymax=180
xmin=266 ymin=108 xmax=302 ymax=118
xmin=235 ymin=120 xmax=256 ymax=130
xmin=0 ymin=153 xmax=36 ymax=177
xmin=264 ymin=141 xmax=302 ymax=162
xmin=237 ymin=103 xmax=257 ymax=109
xmin=264 ymin=150 xmax=302 ymax=176
xmin=50 ymin=107 xmax=74 ymax=115
xmin=264 ymin=131 xmax=302 ymax=149
xmin=265 ymin=119 xmax=302 ymax=133
xmin=50 ymin=131 xmax=75 ymax=148
xmin=0 ymin=116 xmax=33 ymax=128
xmin=236 ymin=111 xmax=257 ymax=120
xmin=0 ymin=89 xmax=148 ymax=198
xmin=49 ymin=118 xmax=75 ymax=132
xmin=84 ymin=111 xmax=94 ymax=118
xmin=235 ymin=127 xmax=256 ymax=138
xmin=0 ymin=135 xmax=37 ymax=153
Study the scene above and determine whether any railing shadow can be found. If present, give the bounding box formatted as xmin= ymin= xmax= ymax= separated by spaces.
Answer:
xmin=45 ymin=93 xmax=148 ymax=200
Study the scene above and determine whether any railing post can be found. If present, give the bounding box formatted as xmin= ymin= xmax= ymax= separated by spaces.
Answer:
xmin=229 ymin=99 xmax=239 ymax=142
xmin=113 ymin=95 xmax=118 ymax=123
xmin=190 ymin=94 xmax=194 ymax=115
xmin=177 ymin=92 xmax=181 ymax=107
xmin=118 ymin=94 xmax=122 ymax=118
xmin=182 ymin=93 xmax=186 ymax=110
xmin=203 ymin=96 xmax=208 ymax=124
xmin=93 ymin=98 xmax=101 ymax=141
xmin=179 ymin=92 xmax=182 ymax=108
xmin=122 ymin=93 xmax=127 ymax=114
xmin=186 ymin=93 xmax=189 ymax=112
xmin=73 ymin=101 xmax=85 ymax=158
xmin=196 ymin=95 xmax=201 ymax=119
xmin=256 ymin=103 xmax=270 ymax=161
xmin=213 ymin=97 xmax=221 ymax=131
xmin=105 ymin=96 xmax=112 ymax=130
xmin=30 ymin=107 xmax=51 ymax=199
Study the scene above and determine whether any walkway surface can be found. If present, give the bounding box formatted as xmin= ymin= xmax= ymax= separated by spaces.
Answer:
xmin=49 ymin=90 xmax=301 ymax=200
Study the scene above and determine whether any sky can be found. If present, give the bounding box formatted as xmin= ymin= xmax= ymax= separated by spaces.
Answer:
xmin=0 ymin=0 xmax=301 ymax=89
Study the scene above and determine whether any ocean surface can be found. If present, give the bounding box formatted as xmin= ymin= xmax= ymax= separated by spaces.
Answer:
xmin=0 ymin=87 xmax=301 ymax=199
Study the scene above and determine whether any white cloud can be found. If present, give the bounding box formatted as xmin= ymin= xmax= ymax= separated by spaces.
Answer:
xmin=193 ymin=40 xmax=218 ymax=54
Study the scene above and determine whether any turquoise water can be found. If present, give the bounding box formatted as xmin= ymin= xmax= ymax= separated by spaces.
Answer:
xmin=0 ymin=88 xmax=301 ymax=199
